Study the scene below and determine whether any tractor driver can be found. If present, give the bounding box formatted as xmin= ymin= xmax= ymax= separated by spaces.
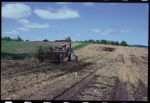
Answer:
xmin=62 ymin=42 xmax=66 ymax=50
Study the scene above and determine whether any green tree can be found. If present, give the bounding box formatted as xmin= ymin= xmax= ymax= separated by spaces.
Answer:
xmin=107 ymin=40 xmax=111 ymax=45
xmin=84 ymin=40 xmax=88 ymax=43
xmin=111 ymin=41 xmax=116 ymax=45
xmin=115 ymin=41 xmax=120 ymax=45
xmin=88 ymin=39 xmax=94 ymax=43
xmin=101 ymin=40 xmax=107 ymax=44
xmin=120 ymin=41 xmax=128 ymax=46
xmin=107 ymin=40 xmax=120 ymax=46
xmin=2 ymin=37 xmax=11 ymax=41
xmin=96 ymin=40 xmax=101 ymax=44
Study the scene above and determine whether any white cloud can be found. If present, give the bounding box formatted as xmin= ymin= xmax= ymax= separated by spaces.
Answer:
xmin=83 ymin=3 xmax=94 ymax=6
xmin=18 ymin=19 xmax=50 ymax=28
xmin=91 ymin=28 xmax=129 ymax=35
xmin=101 ymin=29 xmax=116 ymax=35
xmin=120 ymin=29 xmax=129 ymax=33
xmin=17 ymin=27 xmax=30 ymax=31
xmin=91 ymin=29 xmax=101 ymax=33
xmin=2 ymin=3 xmax=31 ymax=19
xmin=34 ymin=6 xmax=80 ymax=19
xmin=3 ymin=29 xmax=18 ymax=34
xmin=18 ymin=19 xmax=29 ymax=24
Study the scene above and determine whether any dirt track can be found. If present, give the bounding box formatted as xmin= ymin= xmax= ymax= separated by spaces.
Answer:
xmin=1 ymin=44 xmax=148 ymax=101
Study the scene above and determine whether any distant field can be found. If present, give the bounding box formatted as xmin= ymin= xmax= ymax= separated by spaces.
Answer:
xmin=1 ymin=40 xmax=61 ymax=53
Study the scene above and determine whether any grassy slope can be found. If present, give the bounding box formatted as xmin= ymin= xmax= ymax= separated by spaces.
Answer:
xmin=1 ymin=41 xmax=60 ymax=60
xmin=1 ymin=41 xmax=61 ymax=53
xmin=72 ymin=43 xmax=90 ymax=50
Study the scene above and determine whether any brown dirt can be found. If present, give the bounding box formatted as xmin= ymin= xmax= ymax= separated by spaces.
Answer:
xmin=111 ymin=77 xmax=128 ymax=101
xmin=1 ymin=44 xmax=148 ymax=101
xmin=115 ymin=54 xmax=125 ymax=63
xmin=130 ymin=55 xmax=138 ymax=65
xmin=101 ymin=47 xmax=116 ymax=52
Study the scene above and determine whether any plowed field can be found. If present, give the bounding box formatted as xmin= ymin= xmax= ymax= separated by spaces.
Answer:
xmin=1 ymin=44 xmax=148 ymax=101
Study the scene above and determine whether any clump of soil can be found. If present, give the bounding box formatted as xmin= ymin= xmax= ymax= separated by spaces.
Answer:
xmin=101 ymin=47 xmax=116 ymax=52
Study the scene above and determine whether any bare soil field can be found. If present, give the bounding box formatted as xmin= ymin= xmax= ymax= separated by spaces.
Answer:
xmin=1 ymin=44 xmax=148 ymax=101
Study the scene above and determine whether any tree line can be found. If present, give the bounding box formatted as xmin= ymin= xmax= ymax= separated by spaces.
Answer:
xmin=76 ymin=39 xmax=128 ymax=46
xmin=1 ymin=36 xmax=30 ymax=41
xmin=2 ymin=36 xmax=128 ymax=46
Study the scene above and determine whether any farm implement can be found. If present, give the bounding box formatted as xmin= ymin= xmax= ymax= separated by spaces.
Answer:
xmin=37 ymin=37 xmax=78 ymax=64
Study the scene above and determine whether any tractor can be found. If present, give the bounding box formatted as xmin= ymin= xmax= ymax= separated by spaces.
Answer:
xmin=37 ymin=36 xmax=78 ymax=64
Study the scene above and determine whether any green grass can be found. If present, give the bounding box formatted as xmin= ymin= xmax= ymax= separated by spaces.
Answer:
xmin=1 ymin=52 xmax=35 ymax=60
xmin=1 ymin=41 xmax=61 ymax=53
xmin=72 ymin=43 xmax=90 ymax=50
xmin=2 ymin=41 xmax=36 ymax=54
xmin=1 ymin=40 xmax=61 ymax=60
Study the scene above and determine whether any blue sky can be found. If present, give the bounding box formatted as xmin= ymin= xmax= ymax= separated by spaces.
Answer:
xmin=2 ymin=2 xmax=149 ymax=45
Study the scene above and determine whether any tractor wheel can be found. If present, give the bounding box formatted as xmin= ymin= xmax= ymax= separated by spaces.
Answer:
xmin=68 ymin=52 xmax=74 ymax=61
xmin=58 ymin=53 xmax=62 ymax=64
xmin=68 ymin=52 xmax=71 ymax=61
